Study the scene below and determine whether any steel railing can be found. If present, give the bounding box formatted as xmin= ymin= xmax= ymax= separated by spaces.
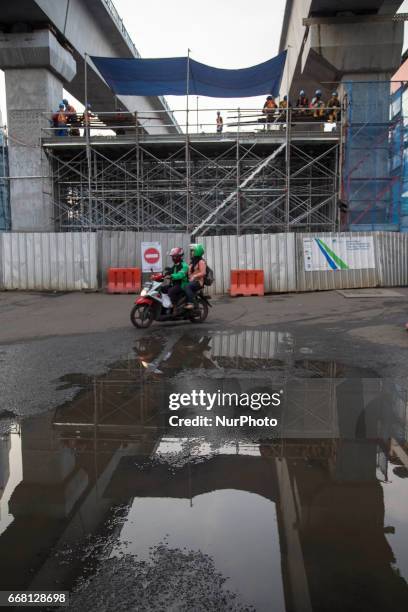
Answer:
xmin=41 ymin=106 xmax=344 ymax=140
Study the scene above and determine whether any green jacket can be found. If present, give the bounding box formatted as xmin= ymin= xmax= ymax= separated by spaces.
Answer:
xmin=170 ymin=260 xmax=189 ymax=288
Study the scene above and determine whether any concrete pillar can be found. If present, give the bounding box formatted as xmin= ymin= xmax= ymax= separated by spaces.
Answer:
xmin=0 ymin=29 xmax=76 ymax=231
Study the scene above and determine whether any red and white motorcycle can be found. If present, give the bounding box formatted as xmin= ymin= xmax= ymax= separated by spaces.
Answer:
xmin=130 ymin=272 xmax=211 ymax=329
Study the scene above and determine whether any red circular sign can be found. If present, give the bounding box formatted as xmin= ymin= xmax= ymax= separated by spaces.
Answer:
xmin=144 ymin=247 xmax=160 ymax=264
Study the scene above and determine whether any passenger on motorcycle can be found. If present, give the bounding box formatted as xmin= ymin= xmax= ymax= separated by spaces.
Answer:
xmin=167 ymin=247 xmax=189 ymax=310
xmin=185 ymin=244 xmax=207 ymax=310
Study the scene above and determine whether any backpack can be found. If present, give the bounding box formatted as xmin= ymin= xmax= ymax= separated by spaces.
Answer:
xmin=204 ymin=265 xmax=214 ymax=286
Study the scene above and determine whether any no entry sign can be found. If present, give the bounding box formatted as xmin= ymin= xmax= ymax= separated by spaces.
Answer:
xmin=141 ymin=242 xmax=162 ymax=272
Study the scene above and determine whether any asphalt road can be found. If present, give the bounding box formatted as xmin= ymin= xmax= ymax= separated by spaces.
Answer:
xmin=0 ymin=288 xmax=407 ymax=418
xmin=1 ymin=288 xmax=408 ymax=611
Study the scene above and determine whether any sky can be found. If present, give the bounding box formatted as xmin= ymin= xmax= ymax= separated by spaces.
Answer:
xmin=0 ymin=0 xmax=408 ymax=127
xmin=0 ymin=0 xmax=286 ymax=128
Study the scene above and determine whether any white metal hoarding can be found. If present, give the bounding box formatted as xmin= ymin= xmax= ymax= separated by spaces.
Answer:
xmin=98 ymin=232 xmax=190 ymax=284
xmin=197 ymin=233 xmax=297 ymax=294
xmin=1 ymin=232 xmax=97 ymax=290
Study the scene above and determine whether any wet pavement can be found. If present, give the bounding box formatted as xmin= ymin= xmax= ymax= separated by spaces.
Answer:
xmin=1 ymin=326 xmax=408 ymax=611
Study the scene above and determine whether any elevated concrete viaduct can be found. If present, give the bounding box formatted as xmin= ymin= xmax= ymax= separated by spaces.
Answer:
xmin=279 ymin=1 xmax=405 ymax=230
xmin=279 ymin=0 xmax=404 ymax=100
xmin=0 ymin=0 xmax=179 ymax=230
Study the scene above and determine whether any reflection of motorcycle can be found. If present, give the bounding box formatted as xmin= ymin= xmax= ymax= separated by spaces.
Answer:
xmin=134 ymin=335 xmax=219 ymax=372
xmin=130 ymin=273 xmax=212 ymax=329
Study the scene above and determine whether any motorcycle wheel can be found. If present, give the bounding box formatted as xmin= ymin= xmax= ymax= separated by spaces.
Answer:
xmin=130 ymin=304 xmax=154 ymax=329
xmin=189 ymin=298 xmax=209 ymax=324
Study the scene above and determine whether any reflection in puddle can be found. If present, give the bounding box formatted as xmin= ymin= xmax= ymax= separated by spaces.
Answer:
xmin=0 ymin=330 xmax=408 ymax=611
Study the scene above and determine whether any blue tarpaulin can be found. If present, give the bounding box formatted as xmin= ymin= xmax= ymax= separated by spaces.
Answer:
xmin=90 ymin=52 xmax=287 ymax=98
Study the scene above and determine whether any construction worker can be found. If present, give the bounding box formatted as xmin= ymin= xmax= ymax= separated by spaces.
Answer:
xmin=55 ymin=103 xmax=68 ymax=137
xmin=310 ymin=90 xmax=325 ymax=119
xmin=326 ymin=91 xmax=341 ymax=123
xmin=216 ymin=111 xmax=223 ymax=133
xmin=63 ymin=98 xmax=80 ymax=136
xmin=296 ymin=90 xmax=309 ymax=111
xmin=278 ymin=95 xmax=291 ymax=122
xmin=263 ymin=95 xmax=277 ymax=129
xmin=294 ymin=90 xmax=310 ymax=119
xmin=279 ymin=95 xmax=291 ymax=108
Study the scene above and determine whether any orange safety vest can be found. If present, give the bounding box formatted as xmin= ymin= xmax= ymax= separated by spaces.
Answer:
xmin=57 ymin=111 xmax=67 ymax=124
xmin=265 ymin=99 xmax=276 ymax=109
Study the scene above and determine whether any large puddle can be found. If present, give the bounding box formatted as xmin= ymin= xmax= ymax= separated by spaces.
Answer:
xmin=1 ymin=330 xmax=408 ymax=611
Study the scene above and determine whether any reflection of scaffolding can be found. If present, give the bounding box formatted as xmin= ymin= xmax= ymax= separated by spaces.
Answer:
xmin=43 ymin=110 xmax=341 ymax=234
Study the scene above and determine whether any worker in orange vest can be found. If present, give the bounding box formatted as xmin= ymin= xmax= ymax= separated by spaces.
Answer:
xmin=63 ymin=98 xmax=80 ymax=136
xmin=263 ymin=95 xmax=277 ymax=129
xmin=295 ymin=90 xmax=310 ymax=118
xmin=53 ymin=103 xmax=68 ymax=137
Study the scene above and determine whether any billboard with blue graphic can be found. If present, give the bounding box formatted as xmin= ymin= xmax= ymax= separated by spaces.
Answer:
xmin=303 ymin=236 xmax=376 ymax=272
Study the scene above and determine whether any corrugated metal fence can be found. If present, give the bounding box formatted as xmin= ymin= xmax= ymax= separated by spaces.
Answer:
xmin=199 ymin=231 xmax=408 ymax=294
xmin=0 ymin=230 xmax=407 ymax=293
xmin=198 ymin=233 xmax=297 ymax=294
xmin=0 ymin=232 xmax=97 ymax=290
xmin=376 ymin=232 xmax=408 ymax=287
xmin=98 ymin=231 xmax=191 ymax=285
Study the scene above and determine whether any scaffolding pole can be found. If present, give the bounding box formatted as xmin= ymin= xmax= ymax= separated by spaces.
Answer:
xmin=186 ymin=49 xmax=191 ymax=230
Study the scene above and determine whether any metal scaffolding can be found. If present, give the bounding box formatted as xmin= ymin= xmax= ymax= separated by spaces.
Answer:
xmin=342 ymin=81 xmax=407 ymax=231
xmin=43 ymin=108 xmax=342 ymax=234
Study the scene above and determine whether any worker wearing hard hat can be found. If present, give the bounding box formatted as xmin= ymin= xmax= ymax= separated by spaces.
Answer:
xmin=54 ymin=103 xmax=68 ymax=137
xmin=63 ymin=98 xmax=80 ymax=136
xmin=326 ymin=91 xmax=341 ymax=123
xmin=295 ymin=90 xmax=309 ymax=118
xmin=310 ymin=90 xmax=325 ymax=119
xmin=263 ymin=95 xmax=278 ymax=129
xmin=278 ymin=95 xmax=291 ymax=122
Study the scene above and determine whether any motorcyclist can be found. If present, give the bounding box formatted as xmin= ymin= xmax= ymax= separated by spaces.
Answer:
xmin=167 ymin=247 xmax=189 ymax=309
xmin=185 ymin=244 xmax=207 ymax=310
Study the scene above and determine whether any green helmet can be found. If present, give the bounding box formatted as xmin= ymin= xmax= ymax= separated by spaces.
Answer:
xmin=190 ymin=243 xmax=204 ymax=257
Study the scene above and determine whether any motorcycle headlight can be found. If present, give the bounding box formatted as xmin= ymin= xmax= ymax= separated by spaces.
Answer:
xmin=140 ymin=288 xmax=148 ymax=297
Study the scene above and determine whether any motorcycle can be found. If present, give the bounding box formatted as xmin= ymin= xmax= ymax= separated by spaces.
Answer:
xmin=130 ymin=272 xmax=212 ymax=329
